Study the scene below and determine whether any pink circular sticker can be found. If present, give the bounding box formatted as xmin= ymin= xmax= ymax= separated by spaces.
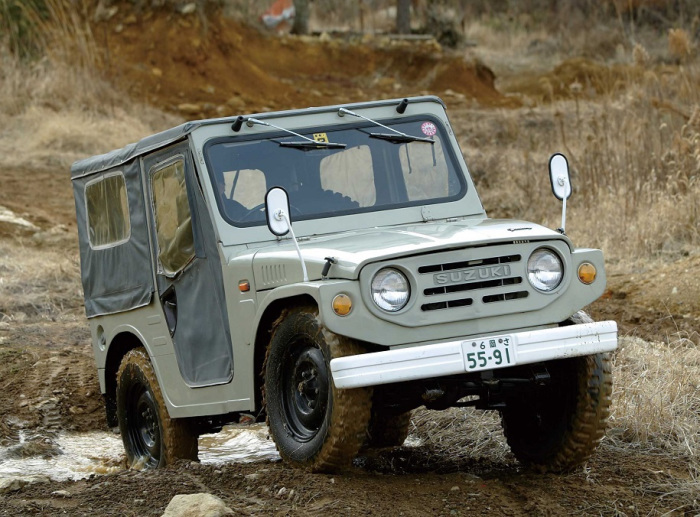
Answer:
xmin=421 ymin=122 xmax=437 ymax=136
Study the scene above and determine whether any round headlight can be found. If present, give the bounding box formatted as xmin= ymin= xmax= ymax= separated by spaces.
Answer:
xmin=371 ymin=268 xmax=410 ymax=312
xmin=527 ymin=248 xmax=563 ymax=292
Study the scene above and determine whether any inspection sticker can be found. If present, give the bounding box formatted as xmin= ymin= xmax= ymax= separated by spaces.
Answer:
xmin=313 ymin=132 xmax=329 ymax=143
xmin=421 ymin=122 xmax=437 ymax=136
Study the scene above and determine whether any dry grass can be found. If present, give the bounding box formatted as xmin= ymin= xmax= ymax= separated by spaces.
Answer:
xmin=406 ymin=336 xmax=700 ymax=509
xmin=0 ymin=0 xmax=180 ymax=170
xmin=1 ymin=2 xmax=699 ymax=506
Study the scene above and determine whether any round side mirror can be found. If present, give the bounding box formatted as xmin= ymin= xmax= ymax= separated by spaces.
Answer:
xmin=549 ymin=153 xmax=572 ymax=201
xmin=265 ymin=187 xmax=291 ymax=236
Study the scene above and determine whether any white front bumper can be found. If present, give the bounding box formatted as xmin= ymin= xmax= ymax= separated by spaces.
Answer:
xmin=330 ymin=321 xmax=618 ymax=389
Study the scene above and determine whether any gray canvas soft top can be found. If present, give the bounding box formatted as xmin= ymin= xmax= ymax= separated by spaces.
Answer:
xmin=70 ymin=96 xmax=446 ymax=179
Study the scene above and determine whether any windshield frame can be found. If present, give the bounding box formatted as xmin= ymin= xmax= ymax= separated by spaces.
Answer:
xmin=203 ymin=114 xmax=467 ymax=229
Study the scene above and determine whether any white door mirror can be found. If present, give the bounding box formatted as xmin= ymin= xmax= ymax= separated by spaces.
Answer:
xmin=548 ymin=153 xmax=572 ymax=201
xmin=265 ymin=187 xmax=291 ymax=236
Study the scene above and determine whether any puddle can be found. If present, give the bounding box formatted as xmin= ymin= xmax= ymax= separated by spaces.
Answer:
xmin=0 ymin=424 xmax=280 ymax=483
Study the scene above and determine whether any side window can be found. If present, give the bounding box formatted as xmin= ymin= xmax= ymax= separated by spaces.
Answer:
xmin=320 ymin=145 xmax=376 ymax=207
xmin=399 ymin=136 xmax=450 ymax=200
xmin=151 ymin=159 xmax=194 ymax=276
xmin=85 ymin=172 xmax=130 ymax=249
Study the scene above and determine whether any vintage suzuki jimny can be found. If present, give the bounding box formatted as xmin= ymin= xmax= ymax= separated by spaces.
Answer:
xmin=71 ymin=96 xmax=617 ymax=473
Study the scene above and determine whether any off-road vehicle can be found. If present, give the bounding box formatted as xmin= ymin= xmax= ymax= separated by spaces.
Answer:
xmin=71 ymin=96 xmax=617 ymax=472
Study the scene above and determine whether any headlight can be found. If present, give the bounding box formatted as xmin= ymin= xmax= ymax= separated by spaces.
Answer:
xmin=371 ymin=268 xmax=410 ymax=312
xmin=527 ymin=248 xmax=563 ymax=292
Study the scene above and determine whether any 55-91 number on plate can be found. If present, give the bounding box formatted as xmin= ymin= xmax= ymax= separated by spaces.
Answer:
xmin=461 ymin=335 xmax=514 ymax=372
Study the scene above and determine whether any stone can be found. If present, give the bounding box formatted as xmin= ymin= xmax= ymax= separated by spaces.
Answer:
xmin=161 ymin=493 xmax=234 ymax=517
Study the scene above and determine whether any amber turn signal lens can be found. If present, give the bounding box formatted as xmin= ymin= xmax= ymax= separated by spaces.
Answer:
xmin=332 ymin=294 xmax=352 ymax=316
xmin=238 ymin=280 xmax=250 ymax=292
xmin=578 ymin=263 xmax=596 ymax=285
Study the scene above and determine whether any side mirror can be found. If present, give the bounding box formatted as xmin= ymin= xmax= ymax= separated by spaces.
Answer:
xmin=265 ymin=187 xmax=291 ymax=236
xmin=548 ymin=153 xmax=572 ymax=201
xmin=548 ymin=153 xmax=571 ymax=234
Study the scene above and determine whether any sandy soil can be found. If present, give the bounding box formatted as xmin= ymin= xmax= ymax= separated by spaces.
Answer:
xmin=1 ymin=4 xmax=699 ymax=516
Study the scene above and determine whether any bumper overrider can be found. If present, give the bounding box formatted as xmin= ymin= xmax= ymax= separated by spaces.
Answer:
xmin=330 ymin=321 xmax=617 ymax=389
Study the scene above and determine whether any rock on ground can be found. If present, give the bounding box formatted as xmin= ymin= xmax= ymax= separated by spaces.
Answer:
xmin=161 ymin=493 xmax=234 ymax=517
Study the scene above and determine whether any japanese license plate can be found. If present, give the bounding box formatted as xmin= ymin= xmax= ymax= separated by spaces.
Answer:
xmin=461 ymin=335 xmax=515 ymax=372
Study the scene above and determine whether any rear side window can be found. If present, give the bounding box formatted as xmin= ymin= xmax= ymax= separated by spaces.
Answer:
xmin=151 ymin=159 xmax=195 ymax=276
xmin=85 ymin=172 xmax=130 ymax=249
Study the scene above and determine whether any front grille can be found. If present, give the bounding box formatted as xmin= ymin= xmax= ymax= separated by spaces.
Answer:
xmin=418 ymin=253 xmax=524 ymax=312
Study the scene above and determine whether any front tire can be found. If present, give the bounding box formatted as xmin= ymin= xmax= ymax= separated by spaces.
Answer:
xmin=116 ymin=348 xmax=198 ymax=468
xmin=500 ymin=352 xmax=612 ymax=472
xmin=264 ymin=306 xmax=372 ymax=472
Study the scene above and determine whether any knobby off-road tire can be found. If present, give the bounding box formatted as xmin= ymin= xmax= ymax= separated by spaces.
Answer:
xmin=365 ymin=410 xmax=412 ymax=448
xmin=500 ymin=350 xmax=612 ymax=473
xmin=116 ymin=348 xmax=198 ymax=468
xmin=264 ymin=306 xmax=372 ymax=472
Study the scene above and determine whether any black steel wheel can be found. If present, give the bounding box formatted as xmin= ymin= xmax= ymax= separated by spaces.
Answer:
xmin=500 ymin=351 xmax=612 ymax=472
xmin=264 ymin=306 xmax=372 ymax=472
xmin=116 ymin=348 xmax=198 ymax=468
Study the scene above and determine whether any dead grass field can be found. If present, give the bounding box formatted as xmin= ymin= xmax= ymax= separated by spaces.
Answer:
xmin=1 ymin=1 xmax=699 ymax=514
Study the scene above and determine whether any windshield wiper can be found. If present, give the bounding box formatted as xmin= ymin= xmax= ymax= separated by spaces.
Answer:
xmin=368 ymin=132 xmax=435 ymax=144
xmin=243 ymin=117 xmax=346 ymax=149
xmin=338 ymin=107 xmax=434 ymax=144
xmin=278 ymin=141 xmax=347 ymax=150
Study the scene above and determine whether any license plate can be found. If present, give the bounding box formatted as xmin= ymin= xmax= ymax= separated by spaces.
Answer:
xmin=461 ymin=335 xmax=515 ymax=372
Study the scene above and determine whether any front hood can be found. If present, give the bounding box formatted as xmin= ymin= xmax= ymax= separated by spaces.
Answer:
xmin=252 ymin=218 xmax=569 ymax=284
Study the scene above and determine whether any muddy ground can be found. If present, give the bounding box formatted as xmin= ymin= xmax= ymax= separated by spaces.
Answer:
xmin=1 ymin=138 xmax=698 ymax=517
xmin=2 ymin=5 xmax=700 ymax=516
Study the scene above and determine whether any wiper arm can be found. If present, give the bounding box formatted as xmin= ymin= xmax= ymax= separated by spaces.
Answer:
xmin=244 ymin=117 xmax=346 ymax=149
xmin=279 ymin=141 xmax=346 ymax=150
xmin=338 ymin=107 xmax=434 ymax=144
xmin=369 ymin=132 xmax=435 ymax=144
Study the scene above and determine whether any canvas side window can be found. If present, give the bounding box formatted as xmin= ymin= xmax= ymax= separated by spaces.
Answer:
xmin=320 ymin=145 xmax=376 ymax=207
xmin=85 ymin=172 xmax=130 ymax=249
xmin=151 ymin=159 xmax=195 ymax=276
xmin=399 ymin=136 xmax=451 ymax=201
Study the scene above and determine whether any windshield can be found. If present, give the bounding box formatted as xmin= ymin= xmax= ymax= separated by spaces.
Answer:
xmin=204 ymin=117 xmax=465 ymax=227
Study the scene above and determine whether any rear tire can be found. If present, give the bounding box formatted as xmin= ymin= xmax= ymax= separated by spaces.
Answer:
xmin=500 ymin=352 xmax=612 ymax=472
xmin=116 ymin=348 xmax=198 ymax=468
xmin=264 ymin=306 xmax=372 ymax=472
xmin=365 ymin=410 xmax=412 ymax=448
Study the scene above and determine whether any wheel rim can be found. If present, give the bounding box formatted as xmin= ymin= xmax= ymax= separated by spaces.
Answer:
xmin=281 ymin=342 xmax=329 ymax=442
xmin=126 ymin=382 xmax=161 ymax=467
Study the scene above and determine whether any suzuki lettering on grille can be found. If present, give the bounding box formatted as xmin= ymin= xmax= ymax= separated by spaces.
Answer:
xmin=434 ymin=265 xmax=512 ymax=286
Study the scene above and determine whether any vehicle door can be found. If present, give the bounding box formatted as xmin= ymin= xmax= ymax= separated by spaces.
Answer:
xmin=143 ymin=142 xmax=233 ymax=387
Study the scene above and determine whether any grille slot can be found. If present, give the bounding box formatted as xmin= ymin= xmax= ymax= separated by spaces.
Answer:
xmin=422 ymin=298 xmax=473 ymax=311
xmin=483 ymin=291 xmax=529 ymax=304
xmin=418 ymin=254 xmax=521 ymax=274
xmin=424 ymin=277 xmax=522 ymax=296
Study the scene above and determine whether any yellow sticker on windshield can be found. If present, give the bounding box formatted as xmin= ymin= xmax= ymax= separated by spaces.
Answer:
xmin=313 ymin=133 xmax=329 ymax=143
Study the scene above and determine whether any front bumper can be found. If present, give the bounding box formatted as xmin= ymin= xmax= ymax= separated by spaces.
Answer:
xmin=330 ymin=321 xmax=617 ymax=389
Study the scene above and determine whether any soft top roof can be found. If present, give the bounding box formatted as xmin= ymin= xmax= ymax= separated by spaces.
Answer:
xmin=70 ymin=96 xmax=445 ymax=179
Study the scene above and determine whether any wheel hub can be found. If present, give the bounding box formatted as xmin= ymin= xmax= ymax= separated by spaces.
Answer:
xmin=283 ymin=345 xmax=329 ymax=440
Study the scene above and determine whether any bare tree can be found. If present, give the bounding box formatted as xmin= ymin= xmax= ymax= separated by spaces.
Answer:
xmin=291 ymin=0 xmax=310 ymax=35
xmin=396 ymin=0 xmax=411 ymax=34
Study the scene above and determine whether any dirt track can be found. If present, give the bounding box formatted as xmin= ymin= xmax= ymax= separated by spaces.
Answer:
xmin=1 ymin=119 xmax=698 ymax=516
xmin=1 ymin=5 xmax=700 ymax=516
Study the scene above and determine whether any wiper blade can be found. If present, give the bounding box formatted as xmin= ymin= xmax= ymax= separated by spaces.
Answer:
xmin=243 ymin=117 xmax=345 ymax=149
xmin=278 ymin=141 xmax=346 ymax=150
xmin=339 ymin=107 xmax=434 ymax=145
xmin=369 ymin=132 xmax=435 ymax=144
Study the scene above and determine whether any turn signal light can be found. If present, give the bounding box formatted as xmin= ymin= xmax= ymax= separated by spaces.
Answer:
xmin=332 ymin=294 xmax=352 ymax=316
xmin=238 ymin=280 xmax=250 ymax=292
xmin=578 ymin=263 xmax=596 ymax=285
